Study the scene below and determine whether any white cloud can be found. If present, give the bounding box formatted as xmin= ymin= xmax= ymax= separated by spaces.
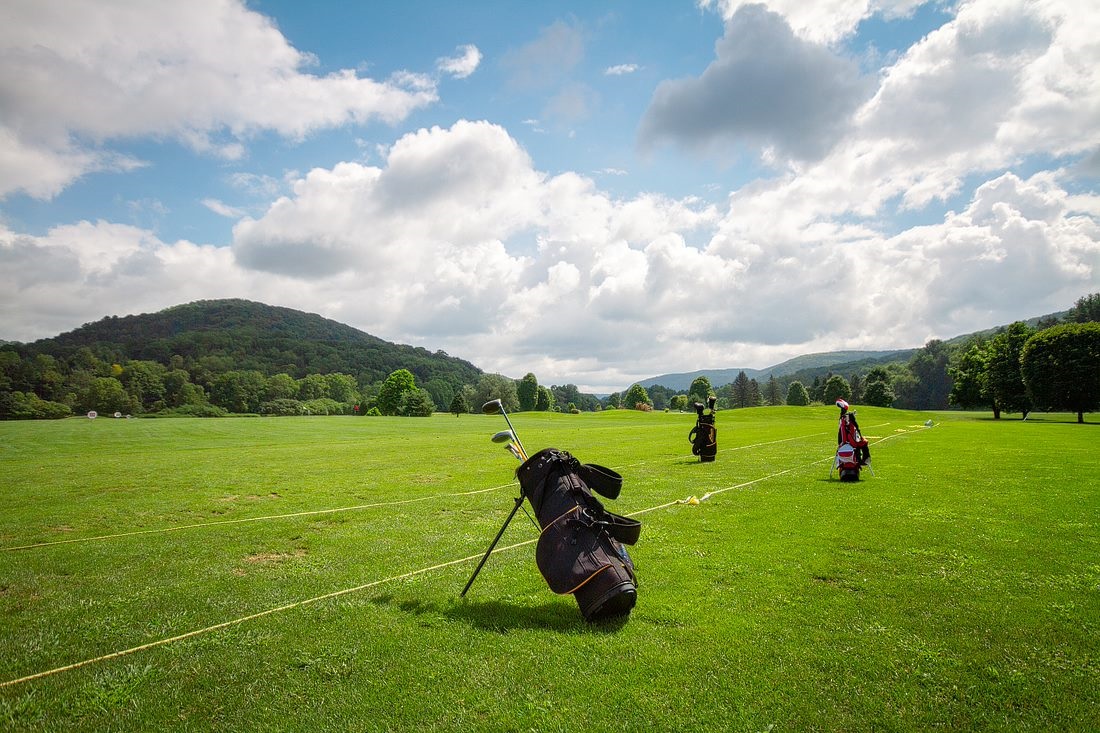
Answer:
xmin=0 ymin=0 xmax=439 ymax=200
xmin=202 ymin=199 xmax=246 ymax=218
xmin=1 ymin=0 xmax=1097 ymax=394
xmin=605 ymin=64 xmax=639 ymax=75
xmin=436 ymin=44 xmax=482 ymax=79
xmin=698 ymin=0 xmax=929 ymax=44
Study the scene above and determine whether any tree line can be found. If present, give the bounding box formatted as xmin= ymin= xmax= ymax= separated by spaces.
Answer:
xmin=611 ymin=293 xmax=1100 ymax=422
xmin=3 ymin=294 xmax=1097 ymax=420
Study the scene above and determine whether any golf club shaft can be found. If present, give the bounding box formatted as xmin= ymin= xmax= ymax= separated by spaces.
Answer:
xmin=499 ymin=411 xmax=526 ymax=458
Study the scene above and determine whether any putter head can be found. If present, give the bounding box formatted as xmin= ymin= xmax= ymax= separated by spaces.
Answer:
xmin=482 ymin=399 xmax=503 ymax=415
xmin=490 ymin=430 xmax=515 ymax=444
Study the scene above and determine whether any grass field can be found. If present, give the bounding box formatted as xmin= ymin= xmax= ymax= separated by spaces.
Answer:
xmin=1 ymin=407 xmax=1097 ymax=731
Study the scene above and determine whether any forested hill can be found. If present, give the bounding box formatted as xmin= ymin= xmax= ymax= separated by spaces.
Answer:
xmin=22 ymin=299 xmax=482 ymax=388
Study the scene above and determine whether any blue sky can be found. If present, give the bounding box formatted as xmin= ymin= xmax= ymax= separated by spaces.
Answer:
xmin=1 ymin=0 xmax=1098 ymax=392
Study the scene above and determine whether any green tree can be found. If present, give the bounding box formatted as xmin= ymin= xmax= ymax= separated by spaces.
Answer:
xmin=949 ymin=339 xmax=995 ymax=414
xmin=424 ymin=378 xmax=454 ymax=412
xmin=786 ymin=381 xmax=810 ymax=406
xmin=120 ymin=360 xmax=167 ymax=412
xmin=987 ymin=322 xmax=1034 ymax=418
xmin=688 ymin=376 xmax=713 ymax=405
xmin=623 ymin=383 xmax=652 ymax=409
xmin=863 ymin=379 xmax=895 ymax=407
xmin=670 ymin=394 xmax=690 ymax=411
xmin=517 ymin=373 xmax=539 ymax=411
xmin=297 ymin=373 xmax=329 ymax=401
xmin=449 ymin=392 xmax=469 ymax=416
xmin=378 ymin=369 xmax=417 ymax=416
xmin=324 ymin=373 xmax=360 ymax=404
xmin=536 ymin=385 xmax=554 ymax=412
xmin=730 ymin=371 xmax=752 ymax=408
xmin=81 ymin=377 xmax=131 ymax=414
xmin=210 ymin=370 xmax=267 ymax=413
xmin=899 ymin=339 xmax=952 ymax=410
xmin=1021 ymin=322 xmax=1100 ymax=423
xmin=849 ymin=373 xmax=864 ymax=404
xmin=265 ymin=373 xmax=299 ymax=402
xmin=400 ymin=388 xmax=436 ymax=417
xmin=164 ymin=369 xmax=206 ymax=408
xmin=823 ymin=374 xmax=851 ymax=405
xmin=1069 ymin=292 xmax=1100 ymax=323
xmin=764 ymin=375 xmax=782 ymax=406
xmin=472 ymin=374 xmax=520 ymax=413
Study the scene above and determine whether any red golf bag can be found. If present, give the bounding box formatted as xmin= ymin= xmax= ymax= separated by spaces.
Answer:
xmin=516 ymin=448 xmax=640 ymax=622
xmin=833 ymin=409 xmax=869 ymax=482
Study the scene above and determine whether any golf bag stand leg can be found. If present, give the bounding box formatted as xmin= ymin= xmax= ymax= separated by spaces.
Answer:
xmin=461 ymin=495 xmax=525 ymax=597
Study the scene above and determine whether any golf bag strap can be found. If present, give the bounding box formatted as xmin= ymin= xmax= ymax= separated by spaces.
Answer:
xmin=578 ymin=463 xmax=622 ymax=499
xmin=538 ymin=505 xmax=640 ymax=546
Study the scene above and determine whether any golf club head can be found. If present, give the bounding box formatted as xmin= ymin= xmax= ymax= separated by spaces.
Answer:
xmin=505 ymin=444 xmax=522 ymax=460
xmin=490 ymin=430 xmax=515 ymax=444
xmin=482 ymin=399 xmax=503 ymax=415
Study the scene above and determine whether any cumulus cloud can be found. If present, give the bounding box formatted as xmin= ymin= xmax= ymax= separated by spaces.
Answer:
xmin=0 ymin=0 xmax=439 ymax=200
xmin=436 ymin=44 xmax=482 ymax=79
xmin=1 ymin=119 xmax=1096 ymax=390
xmin=1 ymin=0 xmax=1097 ymax=393
xmin=639 ymin=4 xmax=874 ymax=162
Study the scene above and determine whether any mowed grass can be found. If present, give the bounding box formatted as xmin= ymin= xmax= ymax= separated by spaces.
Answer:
xmin=1 ymin=407 xmax=1097 ymax=731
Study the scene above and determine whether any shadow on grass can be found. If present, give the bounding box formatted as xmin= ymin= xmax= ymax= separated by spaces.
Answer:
xmin=369 ymin=593 xmax=630 ymax=634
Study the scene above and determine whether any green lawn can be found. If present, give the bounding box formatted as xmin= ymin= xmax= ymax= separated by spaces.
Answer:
xmin=1 ymin=407 xmax=1097 ymax=731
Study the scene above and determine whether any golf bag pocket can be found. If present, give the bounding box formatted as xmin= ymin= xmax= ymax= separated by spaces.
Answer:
xmin=535 ymin=508 xmax=637 ymax=622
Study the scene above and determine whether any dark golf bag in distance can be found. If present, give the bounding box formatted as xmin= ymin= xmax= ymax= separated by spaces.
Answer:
xmin=516 ymin=448 xmax=640 ymax=622
xmin=689 ymin=398 xmax=717 ymax=462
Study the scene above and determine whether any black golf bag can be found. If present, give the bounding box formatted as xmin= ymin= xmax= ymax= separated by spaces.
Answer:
xmin=515 ymin=448 xmax=640 ymax=622
xmin=689 ymin=397 xmax=717 ymax=462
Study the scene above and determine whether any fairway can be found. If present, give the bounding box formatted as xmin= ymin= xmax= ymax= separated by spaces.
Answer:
xmin=1 ymin=408 xmax=1097 ymax=731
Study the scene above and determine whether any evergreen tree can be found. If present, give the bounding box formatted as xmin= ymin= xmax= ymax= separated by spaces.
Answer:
xmin=764 ymin=375 xmax=782 ymax=406
xmin=449 ymin=392 xmax=469 ymax=416
xmin=1069 ymin=292 xmax=1100 ymax=323
xmin=731 ymin=371 xmax=752 ymax=408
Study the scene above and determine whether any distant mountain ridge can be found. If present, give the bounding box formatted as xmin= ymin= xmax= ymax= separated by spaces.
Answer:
xmin=635 ymin=307 xmax=1072 ymax=392
xmin=637 ymin=350 xmax=912 ymax=392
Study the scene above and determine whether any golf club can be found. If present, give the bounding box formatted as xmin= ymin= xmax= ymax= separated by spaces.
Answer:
xmin=482 ymin=399 xmax=526 ymax=458
xmin=490 ymin=429 xmax=526 ymax=461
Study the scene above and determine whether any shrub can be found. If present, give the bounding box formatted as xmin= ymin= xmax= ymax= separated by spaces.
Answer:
xmin=260 ymin=399 xmax=305 ymax=416
xmin=153 ymin=404 xmax=228 ymax=418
